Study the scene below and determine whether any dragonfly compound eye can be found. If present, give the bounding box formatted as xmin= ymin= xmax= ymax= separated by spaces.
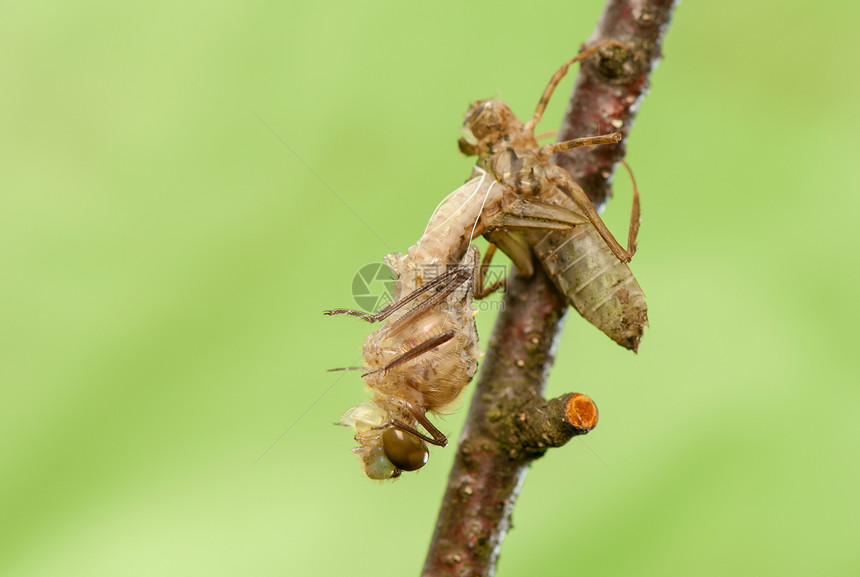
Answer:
xmin=362 ymin=446 xmax=399 ymax=480
xmin=382 ymin=428 xmax=429 ymax=472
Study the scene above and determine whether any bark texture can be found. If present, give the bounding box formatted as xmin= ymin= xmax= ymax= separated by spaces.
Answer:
xmin=557 ymin=0 xmax=677 ymax=209
xmin=422 ymin=1 xmax=677 ymax=575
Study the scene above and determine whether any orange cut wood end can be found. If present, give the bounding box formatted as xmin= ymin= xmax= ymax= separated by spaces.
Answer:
xmin=565 ymin=393 xmax=598 ymax=431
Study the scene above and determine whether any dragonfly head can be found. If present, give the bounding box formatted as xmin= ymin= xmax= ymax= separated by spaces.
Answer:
xmin=460 ymin=99 xmax=519 ymax=156
xmin=340 ymin=402 xmax=429 ymax=480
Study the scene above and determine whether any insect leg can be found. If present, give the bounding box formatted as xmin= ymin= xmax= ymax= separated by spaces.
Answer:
xmin=389 ymin=419 xmax=448 ymax=447
xmin=500 ymin=197 xmax=589 ymax=227
xmin=384 ymin=266 xmax=473 ymax=336
xmin=387 ymin=400 xmax=449 ymax=447
xmin=362 ymin=331 xmax=456 ymax=377
xmin=557 ymin=175 xmax=639 ymax=263
xmin=537 ymin=132 xmax=622 ymax=161
xmin=524 ymin=41 xmax=626 ymax=133
xmin=485 ymin=231 xmax=534 ymax=278
xmin=482 ymin=196 xmax=595 ymax=278
xmin=534 ymin=130 xmax=557 ymax=142
xmin=323 ymin=265 xmax=470 ymax=323
xmin=473 ymin=244 xmax=506 ymax=299
xmin=485 ymin=197 xmax=588 ymax=235
xmin=620 ymin=160 xmax=641 ymax=257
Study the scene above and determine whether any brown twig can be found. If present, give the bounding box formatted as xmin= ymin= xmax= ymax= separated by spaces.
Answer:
xmin=422 ymin=1 xmax=677 ymax=575
xmin=557 ymin=0 xmax=678 ymax=209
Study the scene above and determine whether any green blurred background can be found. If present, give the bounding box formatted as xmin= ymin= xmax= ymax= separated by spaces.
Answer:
xmin=2 ymin=0 xmax=858 ymax=575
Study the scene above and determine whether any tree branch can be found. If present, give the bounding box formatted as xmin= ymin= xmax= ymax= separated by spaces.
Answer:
xmin=422 ymin=1 xmax=677 ymax=575
xmin=557 ymin=0 xmax=678 ymax=209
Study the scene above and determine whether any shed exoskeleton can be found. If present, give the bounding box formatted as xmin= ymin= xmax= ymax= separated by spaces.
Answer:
xmin=458 ymin=42 xmax=648 ymax=351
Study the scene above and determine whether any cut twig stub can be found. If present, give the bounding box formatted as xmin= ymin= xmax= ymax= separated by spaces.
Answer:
xmin=512 ymin=392 xmax=600 ymax=455
xmin=565 ymin=393 xmax=599 ymax=432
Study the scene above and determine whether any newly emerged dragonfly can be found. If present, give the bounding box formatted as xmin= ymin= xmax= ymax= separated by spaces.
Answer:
xmin=325 ymin=172 xmax=506 ymax=479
